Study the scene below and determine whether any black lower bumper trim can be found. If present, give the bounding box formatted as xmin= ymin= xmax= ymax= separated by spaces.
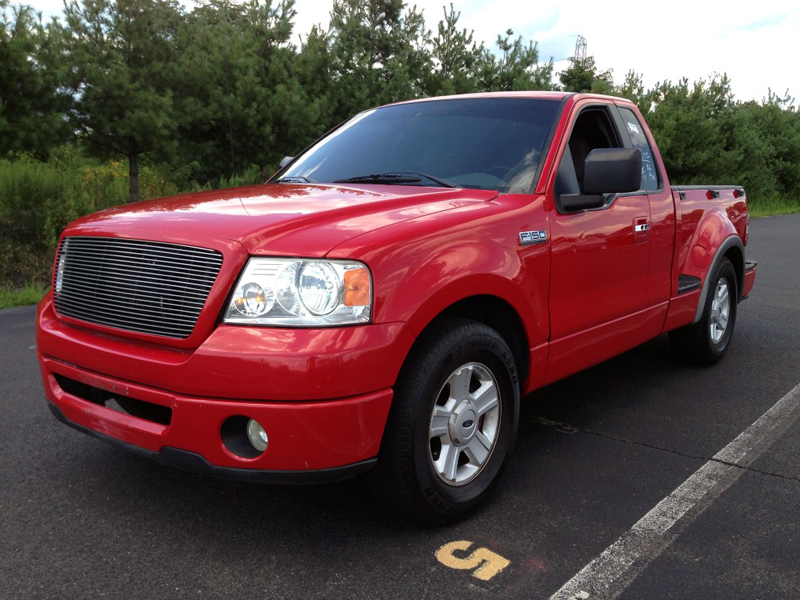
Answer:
xmin=47 ymin=403 xmax=377 ymax=484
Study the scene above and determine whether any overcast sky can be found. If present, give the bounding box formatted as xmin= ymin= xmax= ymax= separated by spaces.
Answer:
xmin=26 ymin=0 xmax=800 ymax=102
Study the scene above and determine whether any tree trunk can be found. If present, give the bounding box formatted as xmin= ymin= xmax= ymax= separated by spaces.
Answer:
xmin=128 ymin=153 xmax=139 ymax=203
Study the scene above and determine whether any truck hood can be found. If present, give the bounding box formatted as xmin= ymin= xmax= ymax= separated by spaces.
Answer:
xmin=66 ymin=183 xmax=498 ymax=256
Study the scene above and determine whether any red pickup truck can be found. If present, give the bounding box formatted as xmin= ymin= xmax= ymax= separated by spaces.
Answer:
xmin=37 ymin=92 xmax=756 ymax=523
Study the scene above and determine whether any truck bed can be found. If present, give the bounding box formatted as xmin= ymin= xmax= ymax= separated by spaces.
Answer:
xmin=672 ymin=185 xmax=749 ymax=271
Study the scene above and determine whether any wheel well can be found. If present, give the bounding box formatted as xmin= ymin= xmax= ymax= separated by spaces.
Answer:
xmin=423 ymin=296 xmax=529 ymax=389
xmin=724 ymin=245 xmax=744 ymax=299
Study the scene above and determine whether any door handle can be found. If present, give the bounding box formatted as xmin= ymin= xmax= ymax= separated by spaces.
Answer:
xmin=633 ymin=217 xmax=650 ymax=243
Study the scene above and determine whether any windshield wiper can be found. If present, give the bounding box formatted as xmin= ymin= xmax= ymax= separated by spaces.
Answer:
xmin=333 ymin=172 xmax=457 ymax=188
xmin=274 ymin=176 xmax=311 ymax=183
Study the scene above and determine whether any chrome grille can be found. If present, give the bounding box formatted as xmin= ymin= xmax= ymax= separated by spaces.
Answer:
xmin=53 ymin=236 xmax=223 ymax=339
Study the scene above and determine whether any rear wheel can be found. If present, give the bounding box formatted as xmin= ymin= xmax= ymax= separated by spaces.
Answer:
xmin=370 ymin=318 xmax=519 ymax=524
xmin=670 ymin=258 xmax=738 ymax=364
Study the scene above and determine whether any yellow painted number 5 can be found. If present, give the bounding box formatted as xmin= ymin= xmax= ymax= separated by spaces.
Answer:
xmin=436 ymin=540 xmax=511 ymax=581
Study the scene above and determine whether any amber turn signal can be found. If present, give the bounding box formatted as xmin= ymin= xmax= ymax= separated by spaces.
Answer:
xmin=344 ymin=267 xmax=370 ymax=306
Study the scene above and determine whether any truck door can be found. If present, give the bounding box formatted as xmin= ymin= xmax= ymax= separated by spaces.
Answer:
xmin=616 ymin=104 xmax=674 ymax=307
xmin=545 ymin=102 xmax=658 ymax=383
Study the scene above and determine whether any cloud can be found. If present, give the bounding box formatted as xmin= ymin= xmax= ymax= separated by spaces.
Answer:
xmin=535 ymin=37 xmax=577 ymax=62
xmin=514 ymin=0 xmax=799 ymax=100
xmin=730 ymin=12 xmax=787 ymax=31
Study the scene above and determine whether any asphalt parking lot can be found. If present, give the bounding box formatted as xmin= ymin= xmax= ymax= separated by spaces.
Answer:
xmin=1 ymin=213 xmax=798 ymax=599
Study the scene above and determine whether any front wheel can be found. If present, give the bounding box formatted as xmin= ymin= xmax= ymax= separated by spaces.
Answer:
xmin=670 ymin=257 xmax=738 ymax=364
xmin=370 ymin=319 xmax=520 ymax=524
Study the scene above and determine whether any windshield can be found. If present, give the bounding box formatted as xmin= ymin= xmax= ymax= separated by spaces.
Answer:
xmin=279 ymin=97 xmax=561 ymax=193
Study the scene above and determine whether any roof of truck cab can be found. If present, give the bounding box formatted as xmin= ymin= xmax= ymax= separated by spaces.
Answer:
xmin=385 ymin=91 xmax=634 ymax=107
xmin=386 ymin=91 xmax=570 ymax=106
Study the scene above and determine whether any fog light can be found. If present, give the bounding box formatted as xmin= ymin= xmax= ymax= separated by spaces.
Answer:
xmin=246 ymin=419 xmax=268 ymax=452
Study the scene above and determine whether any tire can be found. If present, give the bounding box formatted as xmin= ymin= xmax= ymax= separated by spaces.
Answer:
xmin=670 ymin=258 xmax=738 ymax=364
xmin=369 ymin=318 xmax=520 ymax=524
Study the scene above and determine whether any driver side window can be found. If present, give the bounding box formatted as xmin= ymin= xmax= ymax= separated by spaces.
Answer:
xmin=554 ymin=108 xmax=622 ymax=211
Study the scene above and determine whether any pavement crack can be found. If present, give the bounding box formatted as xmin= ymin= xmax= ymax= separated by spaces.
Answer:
xmin=532 ymin=416 xmax=800 ymax=484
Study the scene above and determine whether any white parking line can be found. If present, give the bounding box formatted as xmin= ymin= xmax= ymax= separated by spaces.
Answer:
xmin=551 ymin=382 xmax=800 ymax=600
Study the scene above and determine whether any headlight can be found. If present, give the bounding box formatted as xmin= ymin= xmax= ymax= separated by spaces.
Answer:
xmin=224 ymin=258 xmax=371 ymax=327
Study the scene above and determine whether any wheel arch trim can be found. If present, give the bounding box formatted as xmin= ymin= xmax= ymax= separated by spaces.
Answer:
xmin=693 ymin=235 xmax=744 ymax=324
xmin=403 ymin=291 xmax=533 ymax=393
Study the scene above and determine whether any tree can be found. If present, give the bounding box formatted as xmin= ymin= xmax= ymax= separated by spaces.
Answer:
xmin=425 ymin=4 xmax=483 ymax=96
xmin=63 ymin=0 xmax=182 ymax=202
xmin=0 ymin=1 xmax=71 ymax=157
xmin=558 ymin=55 xmax=613 ymax=93
xmin=326 ymin=0 xmax=430 ymax=120
xmin=645 ymin=76 xmax=739 ymax=184
xmin=614 ymin=70 xmax=654 ymax=115
xmin=174 ymin=0 xmax=320 ymax=183
xmin=474 ymin=29 xmax=554 ymax=92
xmin=728 ymin=91 xmax=800 ymax=203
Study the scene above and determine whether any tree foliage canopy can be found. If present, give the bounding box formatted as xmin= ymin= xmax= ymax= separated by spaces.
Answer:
xmin=558 ymin=56 xmax=612 ymax=94
xmin=0 ymin=0 xmax=71 ymax=157
xmin=0 ymin=0 xmax=798 ymax=210
xmin=63 ymin=0 xmax=182 ymax=201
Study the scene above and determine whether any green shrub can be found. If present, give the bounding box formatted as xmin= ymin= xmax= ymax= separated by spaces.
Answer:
xmin=0 ymin=282 xmax=49 ymax=310
xmin=0 ymin=148 xmax=268 ymax=287
xmin=0 ymin=148 xmax=196 ymax=286
xmin=0 ymin=151 xmax=115 ymax=285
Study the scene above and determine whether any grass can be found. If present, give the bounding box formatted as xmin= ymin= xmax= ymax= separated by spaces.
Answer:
xmin=0 ymin=283 xmax=48 ymax=310
xmin=749 ymin=194 xmax=800 ymax=218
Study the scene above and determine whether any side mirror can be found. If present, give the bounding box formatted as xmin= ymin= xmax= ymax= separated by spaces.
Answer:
xmin=279 ymin=156 xmax=294 ymax=169
xmin=582 ymin=148 xmax=642 ymax=194
xmin=559 ymin=148 xmax=642 ymax=212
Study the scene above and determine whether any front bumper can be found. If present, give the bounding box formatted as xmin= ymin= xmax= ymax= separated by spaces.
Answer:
xmin=47 ymin=403 xmax=378 ymax=483
xmin=37 ymin=295 xmax=413 ymax=479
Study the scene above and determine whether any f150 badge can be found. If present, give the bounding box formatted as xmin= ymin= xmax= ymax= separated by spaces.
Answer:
xmin=519 ymin=230 xmax=547 ymax=246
